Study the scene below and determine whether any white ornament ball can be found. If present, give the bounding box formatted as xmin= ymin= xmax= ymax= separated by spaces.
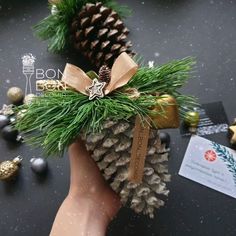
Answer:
xmin=24 ymin=94 xmax=36 ymax=105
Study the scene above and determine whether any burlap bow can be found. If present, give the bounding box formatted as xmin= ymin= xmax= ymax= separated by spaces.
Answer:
xmin=62 ymin=52 xmax=138 ymax=97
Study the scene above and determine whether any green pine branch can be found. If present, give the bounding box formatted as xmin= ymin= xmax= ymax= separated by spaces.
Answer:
xmin=33 ymin=0 xmax=131 ymax=53
xmin=127 ymin=57 xmax=197 ymax=117
xmin=15 ymin=58 xmax=197 ymax=156
xmin=127 ymin=57 xmax=195 ymax=94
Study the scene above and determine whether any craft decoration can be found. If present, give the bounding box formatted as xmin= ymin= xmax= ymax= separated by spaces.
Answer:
xmin=16 ymin=53 xmax=196 ymax=217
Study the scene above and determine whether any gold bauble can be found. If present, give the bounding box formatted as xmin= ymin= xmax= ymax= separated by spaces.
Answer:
xmin=184 ymin=111 xmax=200 ymax=128
xmin=7 ymin=87 xmax=24 ymax=104
xmin=150 ymin=94 xmax=180 ymax=129
xmin=0 ymin=156 xmax=22 ymax=180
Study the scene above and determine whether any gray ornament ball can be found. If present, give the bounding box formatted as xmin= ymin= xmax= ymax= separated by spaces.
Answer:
xmin=2 ymin=125 xmax=19 ymax=141
xmin=0 ymin=115 xmax=10 ymax=129
xmin=30 ymin=158 xmax=48 ymax=174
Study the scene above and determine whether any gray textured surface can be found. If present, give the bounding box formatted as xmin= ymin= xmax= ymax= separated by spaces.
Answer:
xmin=0 ymin=0 xmax=236 ymax=235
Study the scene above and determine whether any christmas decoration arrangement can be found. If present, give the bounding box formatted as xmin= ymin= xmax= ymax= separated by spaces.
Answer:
xmin=0 ymin=93 xmax=24 ymax=180
xmin=0 ymin=88 xmax=49 ymax=180
xmin=0 ymin=87 xmax=37 ymax=143
xmin=15 ymin=52 xmax=196 ymax=217
xmin=34 ymin=0 xmax=134 ymax=68
xmin=0 ymin=87 xmax=24 ymax=143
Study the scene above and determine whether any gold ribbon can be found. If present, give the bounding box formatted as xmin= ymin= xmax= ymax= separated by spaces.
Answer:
xmin=62 ymin=52 xmax=138 ymax=96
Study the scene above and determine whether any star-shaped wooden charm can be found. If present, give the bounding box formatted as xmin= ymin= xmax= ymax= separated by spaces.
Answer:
xmin=229 ymin=124 xmax=236 ymax=144
xmin=87 ymin=78 xmax=106 ymax=100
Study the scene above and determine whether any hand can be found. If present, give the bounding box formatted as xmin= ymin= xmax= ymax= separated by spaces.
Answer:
xmin=50 ymin=139 xmax=121 ymax=236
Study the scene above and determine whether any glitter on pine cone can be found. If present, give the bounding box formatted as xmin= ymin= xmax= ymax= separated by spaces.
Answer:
xmin=81 ymin=119 xmax=171 ymax=218
xmin=71 ymin=2 xmax=134 ymax=68
xmin=99 ymin=65 xmax=111 ymax=83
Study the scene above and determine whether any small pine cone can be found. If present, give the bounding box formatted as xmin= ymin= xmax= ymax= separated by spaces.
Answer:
xmin=99 ymin=65 xmax=111 ymax=83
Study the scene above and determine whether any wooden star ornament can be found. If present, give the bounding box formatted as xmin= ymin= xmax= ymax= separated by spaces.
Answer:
xmin=87 ymin=78 xmax=106 ymax=100
xmin=229 ymin=124 xmax=236 ymax=145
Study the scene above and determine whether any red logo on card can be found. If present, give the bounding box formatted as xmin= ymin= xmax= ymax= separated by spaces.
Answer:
xmin=204 ymin=150 xmax=217 ymax=162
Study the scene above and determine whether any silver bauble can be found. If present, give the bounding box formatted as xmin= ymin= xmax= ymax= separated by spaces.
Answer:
xmin=30 ymin=158 xmax=48 ymax=174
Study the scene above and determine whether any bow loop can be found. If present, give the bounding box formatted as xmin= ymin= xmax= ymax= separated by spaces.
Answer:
xmin=62 ymin=52 xmax=138 ymax=98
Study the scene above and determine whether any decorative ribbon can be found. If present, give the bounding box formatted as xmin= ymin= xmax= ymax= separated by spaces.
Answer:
xmin=128 ymin=116 xmax=150 ymax=183
xmin=61 ymin=52 xmax=138 ymax=96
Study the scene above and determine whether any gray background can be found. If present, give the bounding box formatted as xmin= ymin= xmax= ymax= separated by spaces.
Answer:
xmin=0 ymin=0 xmax=236 ymax=235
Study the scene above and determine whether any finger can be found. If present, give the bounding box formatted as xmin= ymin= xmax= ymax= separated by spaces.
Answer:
xmin=68 ymin=138 xmax=107 ymax=196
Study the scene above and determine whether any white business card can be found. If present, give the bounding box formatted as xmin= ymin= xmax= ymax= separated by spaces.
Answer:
xmin=179 ymin=135 xmax=236 ymax=198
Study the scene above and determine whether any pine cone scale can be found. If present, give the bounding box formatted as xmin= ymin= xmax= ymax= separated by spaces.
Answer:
xmin=91 ymin=14 xmax=102 ymax=24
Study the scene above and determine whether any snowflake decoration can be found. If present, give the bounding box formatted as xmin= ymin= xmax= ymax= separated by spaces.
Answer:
xmin=148 ymin=61 xmax=154 ymax=68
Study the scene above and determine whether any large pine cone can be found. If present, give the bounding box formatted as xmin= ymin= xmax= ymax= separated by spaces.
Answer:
xmin=81 ymin=118 xmax=171 ymax=218
xmin=71 ymin=2 xmax=134 ymax=68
